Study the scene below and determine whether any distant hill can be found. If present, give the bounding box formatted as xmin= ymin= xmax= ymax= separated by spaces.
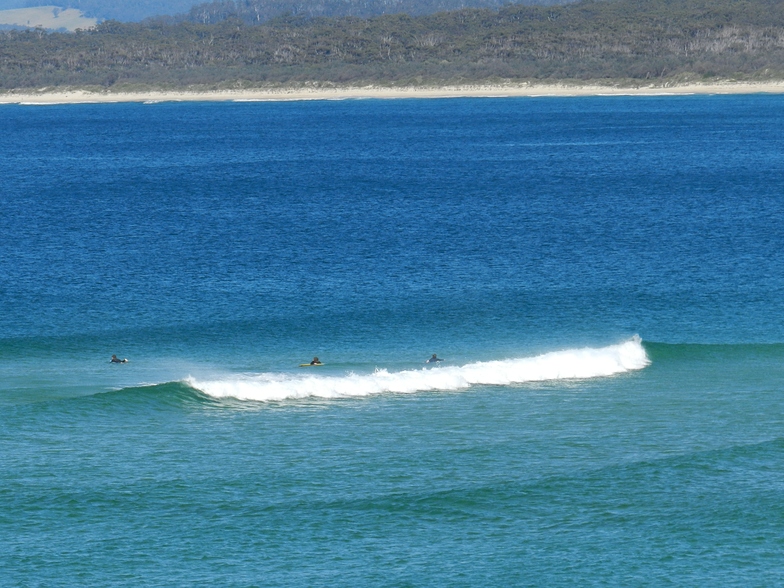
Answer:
xmin=0 ymin=5 xmax=95 ymax=30
xmin=1 ymin=0 xmax=783 ymax=89
xmin=182 ymin=0 xmax=576 ymax=26
xmin=20 ymin=0 xmax=202 ymax=21
xmin=13 ymin=0 xmax=575 ymax=23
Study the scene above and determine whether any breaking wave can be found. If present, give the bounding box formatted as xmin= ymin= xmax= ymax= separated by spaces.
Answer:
xmin=187 ymin=337 xmax=650 ymax=402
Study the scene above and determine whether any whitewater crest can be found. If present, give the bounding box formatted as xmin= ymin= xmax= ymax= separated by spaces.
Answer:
xmin=187 ymin=337 xmax=650 ymax=402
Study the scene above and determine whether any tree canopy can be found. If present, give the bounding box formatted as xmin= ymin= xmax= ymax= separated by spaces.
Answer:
xmin=2 ymin=0 xmax=784 ymax=90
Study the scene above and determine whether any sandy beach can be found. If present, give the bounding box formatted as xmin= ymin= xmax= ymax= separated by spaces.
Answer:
xmin=2 ymin=81 xmax=784 ymax=104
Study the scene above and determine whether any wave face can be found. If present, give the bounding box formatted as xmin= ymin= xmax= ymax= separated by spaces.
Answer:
xmin=187 ymin=337 xmax=649 ymax=402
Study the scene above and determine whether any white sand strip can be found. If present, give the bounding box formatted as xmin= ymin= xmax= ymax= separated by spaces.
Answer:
xmin=3 ymin=81 xmax=784 ymax=104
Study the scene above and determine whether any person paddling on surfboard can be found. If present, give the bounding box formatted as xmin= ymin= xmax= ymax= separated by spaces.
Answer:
xmin=299 ymin=357 xmax=323 ymax=367
xmin=110 ymin=354 xmax=128 ymax=363
xmin=427 ymin=354 xmax=443 ymax=363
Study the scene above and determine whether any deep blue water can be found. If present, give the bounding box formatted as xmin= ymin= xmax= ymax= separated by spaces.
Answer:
xmin=1 ymin=94 xmax=784 ymax=585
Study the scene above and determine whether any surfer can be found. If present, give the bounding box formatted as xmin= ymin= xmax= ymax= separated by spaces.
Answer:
xmin=310 ymin=357 xmax=322 ymax=365
xmin=427 ymin=354 xmax=443 ymax=363
xmin=110 ymin=355 xmax=128 ymax=363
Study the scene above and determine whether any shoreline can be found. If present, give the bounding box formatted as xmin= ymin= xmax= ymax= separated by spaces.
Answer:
xmin=2 ymin=81 xmax=784 ymax=104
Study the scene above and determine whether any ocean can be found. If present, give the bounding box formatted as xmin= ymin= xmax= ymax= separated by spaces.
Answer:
xmin=1 ymin=94 xmax=783 ymax=585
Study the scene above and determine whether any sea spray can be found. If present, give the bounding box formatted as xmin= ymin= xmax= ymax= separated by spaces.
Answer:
xmin=187 ymin=337 xmax=650 ymax=402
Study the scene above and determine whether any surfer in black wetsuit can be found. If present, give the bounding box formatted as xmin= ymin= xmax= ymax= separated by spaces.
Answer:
xmin=110 ymin=355 xmax=128 ymax=363
xmin=427 ymin=354 xmax=443 ymax=363
xmin=310 ymin=357 xmax=321 ymax=365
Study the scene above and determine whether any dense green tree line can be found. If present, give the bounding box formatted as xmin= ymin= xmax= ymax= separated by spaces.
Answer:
xmin=184 ymin=0 xmax=573 ymax=26
xmin=2 ymin=0 xmax=784 ymax=90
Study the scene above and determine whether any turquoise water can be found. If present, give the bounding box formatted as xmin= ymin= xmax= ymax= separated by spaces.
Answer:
xmin=2 ymin=95 xmax=784 ymax=585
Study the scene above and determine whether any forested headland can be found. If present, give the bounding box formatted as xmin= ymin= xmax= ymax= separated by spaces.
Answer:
xmin=2 ymin=0 xmax=784 ymax=91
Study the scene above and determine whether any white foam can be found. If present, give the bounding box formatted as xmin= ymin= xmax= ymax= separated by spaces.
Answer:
xmin=187 ymin=336 xmax=650 ymax=402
